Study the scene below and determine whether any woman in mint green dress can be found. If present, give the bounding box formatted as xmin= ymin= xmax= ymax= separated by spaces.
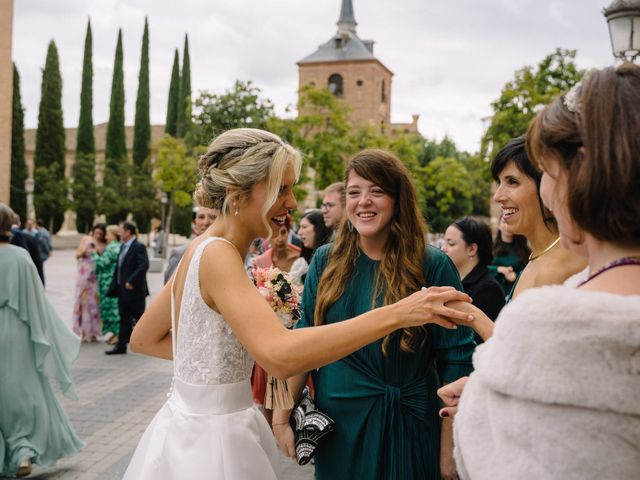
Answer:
xmin=273 ymin=150 xmax=475 ymax=479
xmin=0 ymin=204 xmax=84 ymax=477
xmin=93 ymin=225 xmax=121 ymax=338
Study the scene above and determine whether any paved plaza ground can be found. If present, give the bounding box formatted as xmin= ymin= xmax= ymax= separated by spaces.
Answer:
xmin=15 ymin=247 xmax=313 ymax=480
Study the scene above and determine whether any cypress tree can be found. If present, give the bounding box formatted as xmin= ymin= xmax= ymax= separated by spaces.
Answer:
xmin=131 ymin=18 xmax=156 ymax=232
xmin=10 ymin=63 xmax=27 ymax=222
xmin=73 ymin=18 xmax=97 ymax=233
xmin=102 ymin=29 xmax=129 ymax=224
xmin=133 ymin=17 xmax=151 ymax=167
xmin=165 ymin=49 xmax=180 ymax=136
xmin=176 ymin=34 xmax=191 ymax=138
xmin=34 ymin=40 xmax=67 ymax=232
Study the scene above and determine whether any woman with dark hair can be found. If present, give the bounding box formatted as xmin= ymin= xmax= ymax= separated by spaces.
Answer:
xmin=297 ymin=209 xmax=332 ymax=263
xmin=490 ymin=135 xmax=584 ymax=301
xmin=274 ymin=149 xmax=475 ymax=479
xmin=489 ymin=216 xmax=530 ymax=295
xmin=443 ymin=217 xmax=505 ymax=343
xmin=72 ymin=223 xmax=106 ymax=342
xmin=440 ymin=64 xmax=640 ymax=478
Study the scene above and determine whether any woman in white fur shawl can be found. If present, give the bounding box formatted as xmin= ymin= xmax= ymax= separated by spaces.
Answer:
xmin=439 ymin=64 xmax=640 ymax=480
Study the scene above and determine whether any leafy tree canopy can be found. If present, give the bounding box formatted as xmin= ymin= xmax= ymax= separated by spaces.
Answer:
xmin=481 ymin=48 xmax=583 ymax=160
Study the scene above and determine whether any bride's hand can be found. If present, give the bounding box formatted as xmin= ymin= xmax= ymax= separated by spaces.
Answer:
xmin=444 ymin=301 xmax=495 ymax=341
xmin=392 ymin=286 xmax=474 ymax=330
xmin=273 ymin=422 xmax=296 ymax=460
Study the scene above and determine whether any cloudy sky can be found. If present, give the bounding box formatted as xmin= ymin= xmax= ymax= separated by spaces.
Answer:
xmin=12 ymin=0 xmax=615 ymax=152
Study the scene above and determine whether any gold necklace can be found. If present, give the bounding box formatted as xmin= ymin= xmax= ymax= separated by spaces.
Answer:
xmin=529 ymin=237 xmax=560 ymax=261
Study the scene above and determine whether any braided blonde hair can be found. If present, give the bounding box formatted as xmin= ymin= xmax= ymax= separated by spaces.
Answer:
xmin=193 ymin=128 xmax=302 ymax=235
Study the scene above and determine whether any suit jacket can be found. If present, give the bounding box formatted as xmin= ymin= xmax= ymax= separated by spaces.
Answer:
xmin=11 ymin=227 xmax=45 ymax=284
xmin=107 ymin=238 xmax=149 ymax=301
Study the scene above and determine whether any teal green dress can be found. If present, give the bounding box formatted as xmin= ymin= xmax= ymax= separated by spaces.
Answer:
xmin=297 ymin=245 xmax=475 ymax=479
xmin=93 ymin=240 xmax=121 ymax=334
xmin=0 ymin=245 xmax=85 ymax=476
xmin=488 ymin=247 xmax=527 ymax=296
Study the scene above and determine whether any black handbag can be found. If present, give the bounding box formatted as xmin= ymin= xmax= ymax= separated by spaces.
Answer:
xmin=289 ymin=387 xmax=336 ymax=465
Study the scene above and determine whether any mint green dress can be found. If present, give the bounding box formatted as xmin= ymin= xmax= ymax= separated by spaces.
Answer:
xmin=93 ymin=240 xmax=121 ymax=334
xmin=297 ymin=245 xmax=475 ymax=479
xmin=0 ymin=245 xmax=85 ymax=476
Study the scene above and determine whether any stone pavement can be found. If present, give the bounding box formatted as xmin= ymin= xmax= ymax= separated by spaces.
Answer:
xmin=18 ymin=248 xmax=313 ymax=480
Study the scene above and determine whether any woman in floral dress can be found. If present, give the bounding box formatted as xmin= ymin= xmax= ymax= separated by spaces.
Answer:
xmin=93 ymin=225 xmax=121 ymax=343
xmin=72 ymin=224 xmax=105 ymax=342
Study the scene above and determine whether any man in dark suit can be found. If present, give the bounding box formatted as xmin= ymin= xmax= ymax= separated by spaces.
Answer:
xmin=105 ymin=221 xmax=149 ymax=355
xmin=10 ymin=213 xmax=45 ymax=284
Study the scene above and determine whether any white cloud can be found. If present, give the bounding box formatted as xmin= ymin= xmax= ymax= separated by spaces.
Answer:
xmin=12 ymin=0 xmax=614 ymax=152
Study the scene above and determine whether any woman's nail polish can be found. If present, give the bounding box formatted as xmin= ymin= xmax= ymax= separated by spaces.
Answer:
xmin=440 ymin=409 xmax=449 ymax=418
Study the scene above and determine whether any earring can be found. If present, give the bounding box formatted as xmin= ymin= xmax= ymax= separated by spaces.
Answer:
xmin=234 ymin=203 xmax=239 ymax=216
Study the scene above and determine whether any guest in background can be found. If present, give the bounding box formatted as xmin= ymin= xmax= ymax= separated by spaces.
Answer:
xmin=150 ymin=223 xmax=165 ymax=259
xmin=164 ymin=206 xmax=219 ymax=284
xmin=10 ymin=214 xmax=44 ymax=284
xmin=489 ymin=216 xmax=530 ymax=295
xmin=298 ymin=209 xmax=332 ymax=264
xmin=320 ymin=182 xmax=346 ymax=234
xmin=72 ymin=224 xmax=105 ymax=342
xmin=443 ymin=216 xmax=505 ymax=344
xmin=35 ymin=218 xmax=52 ymax=262
xmin=0 ymin=203 xmax=84 ymax=478
xmin=105 ymin=222 xmax=149 ymax=355
xmin=93 ymin=225 xmax=121 ymax=345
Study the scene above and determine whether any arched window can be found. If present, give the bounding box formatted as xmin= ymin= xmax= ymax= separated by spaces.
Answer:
xmin=328 ymin=74 xmax=344 ymax=97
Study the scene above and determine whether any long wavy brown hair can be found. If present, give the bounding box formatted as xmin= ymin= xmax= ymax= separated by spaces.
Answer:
xmin=314 ymin=149 xmax=428 ymax=354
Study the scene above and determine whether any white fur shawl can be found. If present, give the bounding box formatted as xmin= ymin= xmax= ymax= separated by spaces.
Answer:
xmin=454 ymin=285 xmax=640 ymax=480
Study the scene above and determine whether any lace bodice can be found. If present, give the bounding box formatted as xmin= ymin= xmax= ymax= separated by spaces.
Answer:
xmin=173 ymin=237 xmax=253 ymax=385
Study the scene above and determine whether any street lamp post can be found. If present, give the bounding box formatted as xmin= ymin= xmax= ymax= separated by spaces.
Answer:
xmin=160 ymin=192 xmax=168 ymax=258
xmin=25 ymin=177 xmax=35 ymax=221
xmin=603 ymin=0 xmax=640 ymax=62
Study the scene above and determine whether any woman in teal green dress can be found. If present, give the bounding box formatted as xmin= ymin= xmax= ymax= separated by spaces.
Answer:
xmin=273 ymin=150 xmax=475 ymax=479
xmin=0 ymin=203 xmax=84 ymax=477
xmin=93 ymin=225 xmax=121 ymax=340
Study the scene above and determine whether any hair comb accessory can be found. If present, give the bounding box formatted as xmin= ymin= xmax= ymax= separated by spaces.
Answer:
xmin=563 ymin=81 xmax=582 ymax=114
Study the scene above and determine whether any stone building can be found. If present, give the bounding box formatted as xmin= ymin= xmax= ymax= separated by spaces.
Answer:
xmin=297 ymin=0 xmax=419 ymax=134
xmin=0 ymin=0 xmax=14 ymax=205
xmin=23 ymin=123 xmax=166 ymax=232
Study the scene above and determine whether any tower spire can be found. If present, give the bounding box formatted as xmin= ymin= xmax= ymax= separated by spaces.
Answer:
xmin=337 ymin=0 xmax=357 ymax=34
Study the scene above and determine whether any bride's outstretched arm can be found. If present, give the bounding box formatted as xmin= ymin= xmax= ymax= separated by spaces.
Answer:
xmin=200 ymin=241 xmax=473 ymax=379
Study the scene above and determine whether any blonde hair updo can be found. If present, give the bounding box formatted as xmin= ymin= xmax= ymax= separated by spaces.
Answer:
xmin=194 ymin=128 xmax=301 ymax=231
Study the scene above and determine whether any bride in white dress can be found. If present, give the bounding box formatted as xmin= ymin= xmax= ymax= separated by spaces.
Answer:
xmin=124 ymin=128 xmax=475 ymax=479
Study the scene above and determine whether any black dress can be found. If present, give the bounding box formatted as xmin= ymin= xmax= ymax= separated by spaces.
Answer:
xmin=462 ymin=263 xmax=506 ymax=344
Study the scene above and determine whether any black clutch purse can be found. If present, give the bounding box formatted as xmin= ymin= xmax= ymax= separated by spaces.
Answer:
xmin=289 ymin=387 xmax=336 ymax=465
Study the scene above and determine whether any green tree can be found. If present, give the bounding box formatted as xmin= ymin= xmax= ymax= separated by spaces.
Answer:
xmin=165 ymin=49 xmax=180 ymax=136
xmin=73 ymin=19 xmax=96 ymax=233
xmin=102 ymin=29 xmax=129 ymax=224
xmin=481 ymin=48 xmax=583 ymax=160
xmin=176 ymin=34 xmax=191 ymax=138
xmin=10 ymin=64 xmax=27 ymax=221
xmin=423 ymin=156 xmax=473 ymax=232
xmin=34 ymin=40 xmax=67 ymax=232
xmin=154 ymin=135 xmax=197 ymax=237
xmin=133 ymin=18 xmax=151 ymax=167
xmin=293 ymin=85 xmax=353 ymax=190
xmin=130 ymin=18 xmax=155 ymax=232
xmin=188 ymin=80 xmax=275 ymax=147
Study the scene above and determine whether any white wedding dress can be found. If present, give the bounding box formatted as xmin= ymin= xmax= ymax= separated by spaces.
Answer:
xmin=123 ymin=237 xmax=280 ymax=479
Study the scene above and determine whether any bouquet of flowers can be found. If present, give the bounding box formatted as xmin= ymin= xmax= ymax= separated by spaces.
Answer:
xmin=252 ymin=266 xmax=303 ymax=409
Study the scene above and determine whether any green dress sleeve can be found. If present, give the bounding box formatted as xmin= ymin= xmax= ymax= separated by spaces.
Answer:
xmin=424 ymin=246 xmax=476 ymax=383
xmin=93 ymin=241 xmax=118 ymax=274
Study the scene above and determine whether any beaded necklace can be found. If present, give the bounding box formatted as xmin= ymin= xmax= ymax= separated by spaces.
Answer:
xmin=578 ymin=256 xmax=640 ymax=287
